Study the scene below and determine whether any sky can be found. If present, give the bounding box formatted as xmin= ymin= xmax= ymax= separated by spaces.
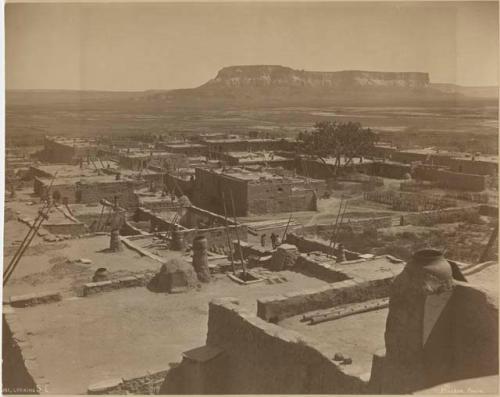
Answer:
xmin=5 ymin=1 xmax=499 ymax=91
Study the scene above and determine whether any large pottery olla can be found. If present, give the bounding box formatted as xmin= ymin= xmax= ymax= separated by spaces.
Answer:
xmin=382 ymin=248 xmax=455 ymax=393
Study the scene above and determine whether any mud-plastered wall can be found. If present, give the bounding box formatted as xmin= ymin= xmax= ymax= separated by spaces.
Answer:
xmin=199 ymin=298 xmax=368 ymax=394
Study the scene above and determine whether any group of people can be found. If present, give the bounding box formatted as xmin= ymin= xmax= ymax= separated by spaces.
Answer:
xmin=260 ymin=232 xmax=282 ymax=249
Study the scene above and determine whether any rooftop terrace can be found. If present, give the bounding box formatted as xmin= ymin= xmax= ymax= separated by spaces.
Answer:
xmin=207 ymin=166 xmax=317 ymax=183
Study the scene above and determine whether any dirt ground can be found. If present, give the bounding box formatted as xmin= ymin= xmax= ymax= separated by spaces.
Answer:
xmin=11 ymin=270 xmax=329 ymax=394
xmin=3 ymin=235 xmax=161 ymax=299
xmin=279 ymin=307 xmax=389 ymax=376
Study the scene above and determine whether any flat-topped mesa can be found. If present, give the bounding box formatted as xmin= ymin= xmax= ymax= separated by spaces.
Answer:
xmin=203 ymin=65 xmax=430 ymax=89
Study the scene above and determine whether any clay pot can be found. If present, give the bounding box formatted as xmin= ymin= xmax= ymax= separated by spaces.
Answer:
xmin=407 ymin=249 xmax=453 ymax=294
xmin=93 ymin=267 xmax=109 ymax=282
xmin=410 ymin=249 xmax=452 ymax=281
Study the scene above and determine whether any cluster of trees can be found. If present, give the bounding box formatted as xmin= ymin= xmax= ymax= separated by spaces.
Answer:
xmin=297 ymin=121 xmax=378 ymax=175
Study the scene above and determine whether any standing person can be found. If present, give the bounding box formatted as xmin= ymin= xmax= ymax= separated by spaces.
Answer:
xmin=260 ymin=233 xmax=266 ymax=248
xmin=275 ymin=235 xmax=282 ymax=248
xmin=270 ymin=233 xmax=277 ymax=249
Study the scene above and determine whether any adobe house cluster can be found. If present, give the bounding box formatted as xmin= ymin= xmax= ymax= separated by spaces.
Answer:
xmin=215 ymin=151 xmax=294 ymax=168
xmin=39 ymin=136 xmax=100 ymax=164
xmin=156 ymin=135 xmax=296 ymax=159
xmin=29 ymin=164 xmax=143 ymax=208
xmin=203 ymin=137 xmax=296 ymax=156
xmin=117 ymin=149 xmax=189 ymax=171
xmin=193 ymin=166 xmax=326 ymax=217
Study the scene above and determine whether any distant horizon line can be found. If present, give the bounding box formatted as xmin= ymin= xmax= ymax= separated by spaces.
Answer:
xmin=6 ymin=81 xmax=500 ymax=93
xmin=6 ymin=65 xmax=499 ymax=91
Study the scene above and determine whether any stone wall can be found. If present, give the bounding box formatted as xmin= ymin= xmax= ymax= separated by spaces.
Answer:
xmin=8 ymin=291 xmax=62 ymax=308
xmin=163 ymin=173 xmax=195 ymax=197
xmin=449 ymin=158 xmax=498 ymax=176
xmin=294 ymin=255 xmax=351 ymax=283
xmin=34 ymin=178 xmax=76 ymax=202
xmin=82 ymin=275 xmax=147 ymax=296
xmin=308 ymin=217 xmax=394 ymax=237
xmin=76 ymin=181 xmax=140 ymax=208
xmin=437 ymin=169 xmax=488 ymax=191
xmin=257 ymin=277 xmax=394 ymax=323
xmin=400 ymin=205 xmax=481 ymax=226
xmin=247 ymin=180 xmax=322 ymax=214
xmin=285 ymin=233 xmax=361 ymax=260
xmin=87 ymin=368 xmax=170 ymax=395
xmin=367 ymin=162 xmax=412 ymax=179
xmin=42 ymin=138 xmax=97 ymax=164
xmin=414 ymin=166 xmax=488 ymax=192
xmin=363 ymin=190 xmax=456 ymax=211
xmin=163 ymin=298 xmax=368 ymax=394
xmin=193 ymin=168 xmax=248 ymax=216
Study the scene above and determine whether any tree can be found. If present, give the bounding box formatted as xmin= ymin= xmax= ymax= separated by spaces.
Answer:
xmin=297 ymin=121 xmax=378 ymax=176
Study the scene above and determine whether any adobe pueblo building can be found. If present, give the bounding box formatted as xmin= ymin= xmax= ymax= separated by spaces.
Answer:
xmin=194 ymin=166 xmax=325 ymax=216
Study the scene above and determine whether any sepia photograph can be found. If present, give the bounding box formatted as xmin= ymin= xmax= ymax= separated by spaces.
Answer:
xmin=2 ymin=1 xmax=499 ymax=394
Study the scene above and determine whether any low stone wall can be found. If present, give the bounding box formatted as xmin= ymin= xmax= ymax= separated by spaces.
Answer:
xmin=294 ymin=255 xmax=352 ymax=283
xmin=414 ymin=166 xmax=488 ymax=192
xmin=400 ymin=205 xmax=481 ymax=226
xmin=88 ymin=368 xmax=170 ymax=394
xmin=257 ymin=277 xmax=394 ymax=323
xmin=285 ymin=233 xmax=361 ymax=260
xmin=82 ymin=275 xmax=148 ymax=296
xmin=195 ymin=298 xmax=368 ymax=394
xmin=309 ymin=217 xmax=394 ymax=236
xmin=43 ymin=222 xmax=86 ymax=236
xmin=298 ymin=206 xmax=482 ymax=238
xmin=8 ymin=291 xmax=62 ymax=308
xmin=363 ymin=190 xmax=456 ymax=211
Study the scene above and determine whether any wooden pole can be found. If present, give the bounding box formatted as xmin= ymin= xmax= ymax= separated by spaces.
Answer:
xmin=4 ymin=173 xmax=58 ymax=278
xmin=331 ymin=199 xmax=349 ymax=251
xmin=229 ymin=190 xmax=247 ymax=275
xmin=309 ymin=299 xmax=389 ymax=325
xmin=4 ymin=203 xmax=54 ymax=285
xmin=222 ymin=192 xmax=236 ymax=274
xmin=333 ymin=200 xmax=349 ymax=249
xmin=328 ymin=197 xmax=344 ymax=255
xmin=281 ymin=213 xmax=293 ymax=243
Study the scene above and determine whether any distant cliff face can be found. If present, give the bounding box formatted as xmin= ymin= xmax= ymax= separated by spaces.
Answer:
xmin=202 ymin=65 xmax=430 ymax=89
xmin=141 ymin=64 xmax=495 ymax=107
